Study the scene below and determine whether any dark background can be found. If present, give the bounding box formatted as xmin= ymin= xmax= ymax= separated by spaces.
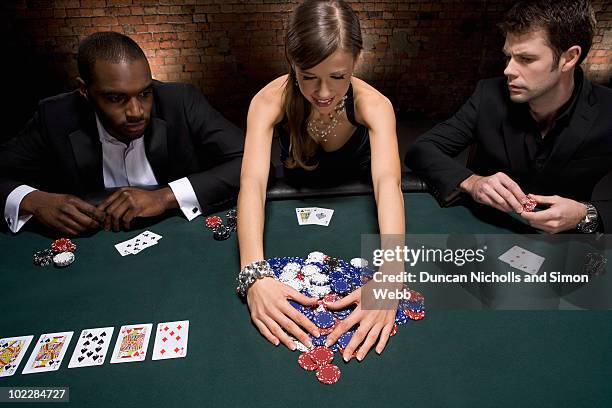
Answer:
xmin=1 ymin=0 xmax=610 ymax=140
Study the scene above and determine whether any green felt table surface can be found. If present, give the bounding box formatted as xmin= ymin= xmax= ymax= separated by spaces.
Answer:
xmin=1 ymin=193 xmax=611 ymax=407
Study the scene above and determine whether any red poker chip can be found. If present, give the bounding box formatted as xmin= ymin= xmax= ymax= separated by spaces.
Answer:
xmin=406 ymin=309 xmax=426 ymax=320
xmin=316 ymin=364 xmax=341 ymax=384
xmin=323 ymin=293 xmax=340 ymax=304
xmin=204 ymin=216 xmax=223 ymax=229
xmin=51 ymin=238 xmax=76 ymax=253
xmin=390 ymin=323 xmax=398 ymax=337
xmin=298 ymin=352 xmax=318 ymax=371
xmin=407 ymin=289 xmax=425 ymax=302
xmin=523 ymin=199 xmax=537 ymax=212
xmin=310 ymin=346 xmax=334 ymax=366
xmin=318 ymin=326 xmax=334 ymax=336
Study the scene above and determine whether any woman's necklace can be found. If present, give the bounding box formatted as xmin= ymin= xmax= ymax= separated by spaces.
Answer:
xmin=306 ymin=95 xmax=348 ymax=142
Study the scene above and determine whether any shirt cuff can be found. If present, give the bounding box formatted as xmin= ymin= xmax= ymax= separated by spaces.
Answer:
xmin=4 ymin=185 xmax=37 ymax=233
xmin=168 ymin=177 xmax=202 ymax=221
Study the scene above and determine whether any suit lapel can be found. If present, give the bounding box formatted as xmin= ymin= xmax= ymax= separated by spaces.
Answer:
xmin=145 ymin=117 xmax=169 ymax=183
xmin=545 ymin=79 xmax=596 ymax=174
xmin=68 ymin=116 xmax=104 ymax=192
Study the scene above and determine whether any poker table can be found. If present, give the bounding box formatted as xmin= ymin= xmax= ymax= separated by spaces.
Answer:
xmin=1 ymin=192 xmax=611 ymax=407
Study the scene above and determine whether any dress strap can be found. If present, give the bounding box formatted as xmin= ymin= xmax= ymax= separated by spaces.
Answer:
xmin=345 ymin=82 xmax=360 ymax=128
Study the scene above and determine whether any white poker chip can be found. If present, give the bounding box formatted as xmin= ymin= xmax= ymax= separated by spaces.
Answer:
xmin=279 ymin=269 xmax=297 ymax=283
xmin=350 ymin=258 xmax=369 ymax=268
xmin=310 ymin=285 xmax=331 ymax=299
xmin=53 ymin=251 xmax=75 ymax=267
xmin=286 ymin=278 xmax=305 ymax=292
xmin=306 ymin=251 xmax=326 ymax=264
xmin=283 ymin=262 xmax=302 ymax=273
xmin=310 ymin=272 xmax=329 ymax=285
xmin=301 ymin=264 xmax=322 ymax=276
xmin=289 ymin=336 xmax=310 ymax=352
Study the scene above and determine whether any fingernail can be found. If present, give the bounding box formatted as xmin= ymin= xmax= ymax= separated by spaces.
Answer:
xmin=324 ymin=341 xmax=329 ymax=347
xmin=274 ymin=340 xmax=280 ymax=346
xmin=343 ymin=355 xmax=349 ymax=362
xmin=357 ymin=355 xmax=363 ymax=361
xmin=290 ymin=344 xmax=296 ymax=351
xmin=314 ymin=331 xmax=320 ymax=338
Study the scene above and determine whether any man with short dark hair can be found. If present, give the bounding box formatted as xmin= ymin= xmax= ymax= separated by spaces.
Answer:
xmin=407 ymin=0 xmax=612 ymax=233
xmin=0 ymin=32 xmax=244 ymax=235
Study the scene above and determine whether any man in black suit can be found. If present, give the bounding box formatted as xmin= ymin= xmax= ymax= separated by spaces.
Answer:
xmin=1 ymin=32 xmax=244 ymax=235
xmin=407 ymin=0 xmax=611 ymax=233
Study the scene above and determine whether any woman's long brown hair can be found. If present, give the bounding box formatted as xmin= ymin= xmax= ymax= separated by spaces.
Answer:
xmin=283 ymin=0 xmax=362 ymax=170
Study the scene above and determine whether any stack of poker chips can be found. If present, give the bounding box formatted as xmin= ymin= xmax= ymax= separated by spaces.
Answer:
xmin=267 ymin=251 xmax=426 ymax=384
xmin=523 ymin=194 xmax=538 ymax=212
xmin=205 ymin=209 xmax=237 ymax=241
xmin=33 ymin=238 xmax=77 ymax=268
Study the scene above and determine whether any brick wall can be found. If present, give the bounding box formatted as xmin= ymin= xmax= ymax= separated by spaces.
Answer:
xmin=1 ymin=0 xmax=610 ymax=135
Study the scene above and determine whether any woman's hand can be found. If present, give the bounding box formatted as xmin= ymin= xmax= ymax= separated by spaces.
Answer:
xmin=247 ymin=277 xmax=321 ymax=350
xmin=325 ymin=280 xmax=399 ymax=362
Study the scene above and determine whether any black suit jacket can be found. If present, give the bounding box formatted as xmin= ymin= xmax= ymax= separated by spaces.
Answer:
xmin=0 ymin=80 xmax=244 ymax=216
xmin=406 ymin=69 xmax=612 ymax=231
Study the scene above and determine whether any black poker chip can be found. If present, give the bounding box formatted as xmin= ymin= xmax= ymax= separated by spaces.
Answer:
xmin=213 ymin=225 xmax=231 ymax=241
xmin=33 ymin=249 xmax=54 ymax=267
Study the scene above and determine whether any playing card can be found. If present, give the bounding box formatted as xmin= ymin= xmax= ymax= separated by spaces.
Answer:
xmin=110 ymin=324 xmax=152 ymax=364
xmin=22 ymin=331 xmax=73 ymax=374
xmin=0 ymin=335 xmax=33 ymax=377
xmin=114 ymin=240 xmax=134 ymax=256
xmin=152 ymin=320 xmax=189 ymax=361
xmin=114 ymin=231 xmax=162 ymax=256
xmin=311 ymin=208 xmax=334 ymax=226
xmin=68 ymin=327 xmax=114 ymax=369
xmin=296 ymin=208 xmax=316 ymax=225
xmin=498 ymin=245 xmax=546 ymax=275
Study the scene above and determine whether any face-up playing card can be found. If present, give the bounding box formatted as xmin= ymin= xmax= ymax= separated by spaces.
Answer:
xmin=110 ymin=324 xmax=152 ymax=364
xmin=0 ymin=335 xmax=33 ymax=377
xmin=311 ymin=208 xmax=334 ymax=226
xmin=498 ymin=245 xmax=546 ymax=275
xmin=152 ymin=320 xmax=189 ymax=361
xmin=296 ymin=208 xmax=316 ymax=225
xmin=68 ymin=327 xmax=114 ymax=369
xmin=22 ymin=331 xmax=73 ymax=374
xmin=114 ymin=231 xmax=162 ymax=256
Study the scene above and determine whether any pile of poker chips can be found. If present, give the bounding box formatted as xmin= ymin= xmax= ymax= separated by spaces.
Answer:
xmin=523 ymin=194 xmax=538 ymax=212
xmin=299 ymin=346 xmax=341 ymax=384
xmin=205 ymin=209 xmax=237 ymax=241
xmin=33 ymin=238 xmax=77 ymax=268
xmin=267 ymin=251 xmax=426 ymax=384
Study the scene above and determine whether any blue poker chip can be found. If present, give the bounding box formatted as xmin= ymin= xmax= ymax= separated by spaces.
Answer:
xmin=332 ymin=279 xmax=350 ymax=294
xmin=350 ymin=276 xmax=363 ymax=289
xmin=395 ymin=308 xmax=409 ymax=325
xmin=313 ymin=311 xmax=335 ymax=329
xmin=329 ymin=270 xmax=345 ymax=282
xmin=337 ymin=330 xmax=354 ymax=348
xmin=329 ymin=343 xmax=340 ymax=353
xmin=310 ymin=334 xmax=327 ymax=347
xmin=333 ymin=308 xmax=352 ymax=320
xmin=288 ymin=300 xmax=302 ymax=310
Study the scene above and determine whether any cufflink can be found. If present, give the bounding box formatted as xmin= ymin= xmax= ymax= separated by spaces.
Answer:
xmin=192 ymin=208 xmax=198 ymax=214
xmin=6 ymin=217 xmax=12 ymax=226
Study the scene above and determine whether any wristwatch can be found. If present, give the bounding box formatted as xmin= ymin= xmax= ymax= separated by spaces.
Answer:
xmin=577 ymin=202 xmax=599 ymax=233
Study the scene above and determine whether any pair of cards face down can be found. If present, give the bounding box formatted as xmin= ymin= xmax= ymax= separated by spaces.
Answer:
xmin=0 ymin=321 xmax=188 ymax=377
xmin=296 ymin=207 xmax=334 ymax=226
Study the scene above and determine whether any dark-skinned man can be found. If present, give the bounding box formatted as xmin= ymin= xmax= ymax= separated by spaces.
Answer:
xmin=1 ymin=32 xmax=244 ymax=235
